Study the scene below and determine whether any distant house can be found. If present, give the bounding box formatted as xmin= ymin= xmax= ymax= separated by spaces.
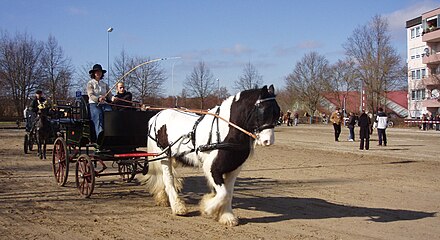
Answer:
xmin=320 ymin=91 xmax=408 ymax=117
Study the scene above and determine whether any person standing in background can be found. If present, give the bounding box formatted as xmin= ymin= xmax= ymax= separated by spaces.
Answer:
xmin=358 ymin=109 xmax=371 ymax=150
xmin=375 ymin=107 xmax=388 ymax=146
xmin=330 ymin=107 xmax=343 ymax=142
xmin=347 ymin=112 xmax=357 ymax=141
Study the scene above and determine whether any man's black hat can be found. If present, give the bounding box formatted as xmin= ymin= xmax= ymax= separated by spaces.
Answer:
xmin=36 ymin=90 xmax=43 ymax=94
xmin=89 ymin=64 xmax=107 ymax=74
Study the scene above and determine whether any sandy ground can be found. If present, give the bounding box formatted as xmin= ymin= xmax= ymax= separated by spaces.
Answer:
xmin=0 ymin=124 xmax=439 ymax=240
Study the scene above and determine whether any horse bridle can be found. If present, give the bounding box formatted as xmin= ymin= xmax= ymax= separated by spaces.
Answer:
xmin=250 ymin=96 xmax=278 ymax=133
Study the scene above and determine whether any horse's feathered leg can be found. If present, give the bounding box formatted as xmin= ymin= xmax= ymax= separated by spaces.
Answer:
xmin=160 ymin=159 xmax=187 ymax=215
xmin=217 ymin=167 xmax=241 ymax=226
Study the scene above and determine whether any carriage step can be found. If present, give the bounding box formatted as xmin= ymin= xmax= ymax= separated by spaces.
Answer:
xmin=113 ymin=152 xmax=159 ymax=158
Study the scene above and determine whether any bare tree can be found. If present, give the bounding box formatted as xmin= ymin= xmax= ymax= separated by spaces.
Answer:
xmin=323 ymin=58 xmax=359 ymax=111
xmin=71 ymin=62 xmax=94 ymax=95
xmin=184 ymin=61 xmax=216 ymax=109
xmin=0 ymin=31 xmax=44 ymax=117
xmin=112 ymin=49 xmax=133 ymax=89
xmin=129 ymin=57 xmax=166 ymax=102
xmin=40 ymin=35 xmax=74 ymax=103
xmin=285 ymin=51 xmax=330 ymax=116
xmin=344 ymin=15 xmax=405 ymax=113
xmin=234 ymin=61 xmax=263 ymax=91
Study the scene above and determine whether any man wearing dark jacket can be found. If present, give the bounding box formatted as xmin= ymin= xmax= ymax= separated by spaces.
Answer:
xmin=358 ymin=109 xmax=371 ymax=150
xmin=111 ymin=82 xmax=133 ymax=111
xmin=30 ymin=90 xmax=47 ymax=114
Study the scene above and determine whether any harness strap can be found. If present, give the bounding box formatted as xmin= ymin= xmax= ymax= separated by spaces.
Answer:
xmin=191 ymin=114 xmax=205 ymax=149
xmin=206 ymin=107 xmax=221 ymax=146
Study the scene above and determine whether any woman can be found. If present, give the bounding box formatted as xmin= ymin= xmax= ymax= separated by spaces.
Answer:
xmin=87 ymin=64 xmax=112 ymax=140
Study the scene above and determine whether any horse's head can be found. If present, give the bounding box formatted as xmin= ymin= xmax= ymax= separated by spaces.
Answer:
xmin=250 ymin=85 xmax=280 ymax=146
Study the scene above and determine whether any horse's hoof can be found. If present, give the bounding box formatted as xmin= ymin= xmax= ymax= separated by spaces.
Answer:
xmin=173 ymin=199 xmax=188 ymax=216
xmin=218 ymin=213 xmax=239 ymax=227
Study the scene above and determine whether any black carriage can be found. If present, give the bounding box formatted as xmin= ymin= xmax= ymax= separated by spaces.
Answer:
xmin=52 ymin=95 xmax=163 ymax=198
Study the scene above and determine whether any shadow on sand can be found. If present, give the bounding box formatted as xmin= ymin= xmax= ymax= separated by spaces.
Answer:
xmin=181 ymin=176 xmax=436 ymax=224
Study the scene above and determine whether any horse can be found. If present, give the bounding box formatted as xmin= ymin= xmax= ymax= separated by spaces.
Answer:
xmin=144 ymin=85 xmax=280 ymax=226
xmin=35 ymin=109 xmax=50 ymax=159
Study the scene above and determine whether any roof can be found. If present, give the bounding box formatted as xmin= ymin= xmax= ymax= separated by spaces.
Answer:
xmin=321 ymin=90 xmax=408 ymax=114
xmin=406 ymin=16 xmax=422 ymax=28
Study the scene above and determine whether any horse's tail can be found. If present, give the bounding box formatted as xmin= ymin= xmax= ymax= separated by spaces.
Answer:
xmin=140 ymin=157 xmax=183 ymax=206
xmin=140 ymin=112 xmax=183 ymax=205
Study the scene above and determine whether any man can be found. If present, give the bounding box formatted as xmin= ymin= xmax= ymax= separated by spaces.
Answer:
xmin=30 ymin=90 xmax=47 ymax=114
xmin=375 ymin=107 xmax=388 ymax=146
xmin=111 ymin=82 xmax=133 ymax=111
xmin=330 ymin=107 xmax=343 ymax=142
xmin=27 ymin=90 xmax=49 ymax=132
xmin=358 ymin=109 xmax=371 ymax=150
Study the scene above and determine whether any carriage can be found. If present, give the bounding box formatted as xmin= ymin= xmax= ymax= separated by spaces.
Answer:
xmin=51 ymin=95 xmax=167 ymax=198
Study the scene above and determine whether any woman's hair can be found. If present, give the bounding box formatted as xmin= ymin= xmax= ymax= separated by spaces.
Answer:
xmin=89 ymin=71 xmax=105 ymax=80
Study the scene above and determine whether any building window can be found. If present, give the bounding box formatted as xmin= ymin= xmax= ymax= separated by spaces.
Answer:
xmin=421 ymin=68 xmax=426 ymax=78
xmin=411 ymin=28 xmax=415 ymax=39
xmin=416 ymin=26 xmax=422 ymax=37
xmin=411 ymin=89 xmax=426 ymax=100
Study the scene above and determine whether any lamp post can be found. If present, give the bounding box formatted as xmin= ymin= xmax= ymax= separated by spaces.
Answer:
xmin=107 ymin=27 xmax=113 ymax=85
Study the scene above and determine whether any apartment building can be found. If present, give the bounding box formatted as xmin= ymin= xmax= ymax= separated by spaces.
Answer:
xmin=407 ymin=8 xmax=440 ymax=118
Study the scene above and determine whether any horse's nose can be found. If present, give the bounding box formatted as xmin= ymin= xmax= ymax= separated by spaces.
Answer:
xmin=263 ymin=139 xmax=271 ymax=146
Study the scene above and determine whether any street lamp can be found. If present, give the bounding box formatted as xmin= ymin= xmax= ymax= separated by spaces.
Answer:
xmin=107 ymin=27 xmax=113 ymax=85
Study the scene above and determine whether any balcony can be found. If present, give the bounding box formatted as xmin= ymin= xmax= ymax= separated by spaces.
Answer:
xmin=422 ymin=28 xmax=440 ymax=43
xmin=422 ymin=74 xmax=440 ymax=87
xmin=421 ymin=98 xmax=440 ymax=108
xmin=422 ymin=51 xmax=440 ymax=65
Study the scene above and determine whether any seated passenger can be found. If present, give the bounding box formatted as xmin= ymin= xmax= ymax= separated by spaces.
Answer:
xmin=111 ymin=82 xmax=133 ymax=111
xmin=87 ymin=64 xmax=112 ymax=140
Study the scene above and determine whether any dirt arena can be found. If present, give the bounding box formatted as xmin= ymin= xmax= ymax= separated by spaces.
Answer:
xmin=0 ymin=124 xmax=439 ymax=240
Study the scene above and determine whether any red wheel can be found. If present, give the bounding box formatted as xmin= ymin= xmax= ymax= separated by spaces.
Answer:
xmin=52 ymin=137 xmax=69 ymax=186
xmin=118 ymin=162 xmax=136 ymax=183
xmin=75 ymin=154 xmax=95 ymax=198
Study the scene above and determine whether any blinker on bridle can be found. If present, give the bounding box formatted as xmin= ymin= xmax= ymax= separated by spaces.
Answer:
xmin=252 ymin=97 xmax=278 ymax=133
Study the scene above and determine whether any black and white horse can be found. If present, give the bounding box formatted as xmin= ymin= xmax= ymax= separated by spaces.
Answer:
xmin=36 ymin=110 xmax=50 ymax=160
xmin=145 ymin=85 xmax=280 ymax=226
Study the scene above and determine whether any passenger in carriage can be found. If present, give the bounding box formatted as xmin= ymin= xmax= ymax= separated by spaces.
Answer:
xmin=111 ymin=82 xmax=133 ymax=111
xmin=87 ymin=64 xmax=112 ymax=139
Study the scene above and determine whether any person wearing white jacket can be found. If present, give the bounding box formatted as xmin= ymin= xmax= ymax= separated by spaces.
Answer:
xmin=375 ymin=107 xmax=388 ymax=146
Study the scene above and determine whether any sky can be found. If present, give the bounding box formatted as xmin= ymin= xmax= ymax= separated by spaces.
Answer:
xmin=0 ymin=0 xmax=439 ymax=96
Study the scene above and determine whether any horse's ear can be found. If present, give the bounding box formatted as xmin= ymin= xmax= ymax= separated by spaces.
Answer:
xmin=268 ymin=85 xmax=275 ymax=95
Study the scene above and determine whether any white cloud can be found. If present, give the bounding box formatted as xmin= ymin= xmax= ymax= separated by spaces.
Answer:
xmin=296 ymin=40 xmax=324 ymax=49
xmin=222 ymin=44 xmax=253 ymax=56
xmin=273 ymin=40 xmax=324 ymax=57
xmin=385 ymin=0 xmax=438 ymax=41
